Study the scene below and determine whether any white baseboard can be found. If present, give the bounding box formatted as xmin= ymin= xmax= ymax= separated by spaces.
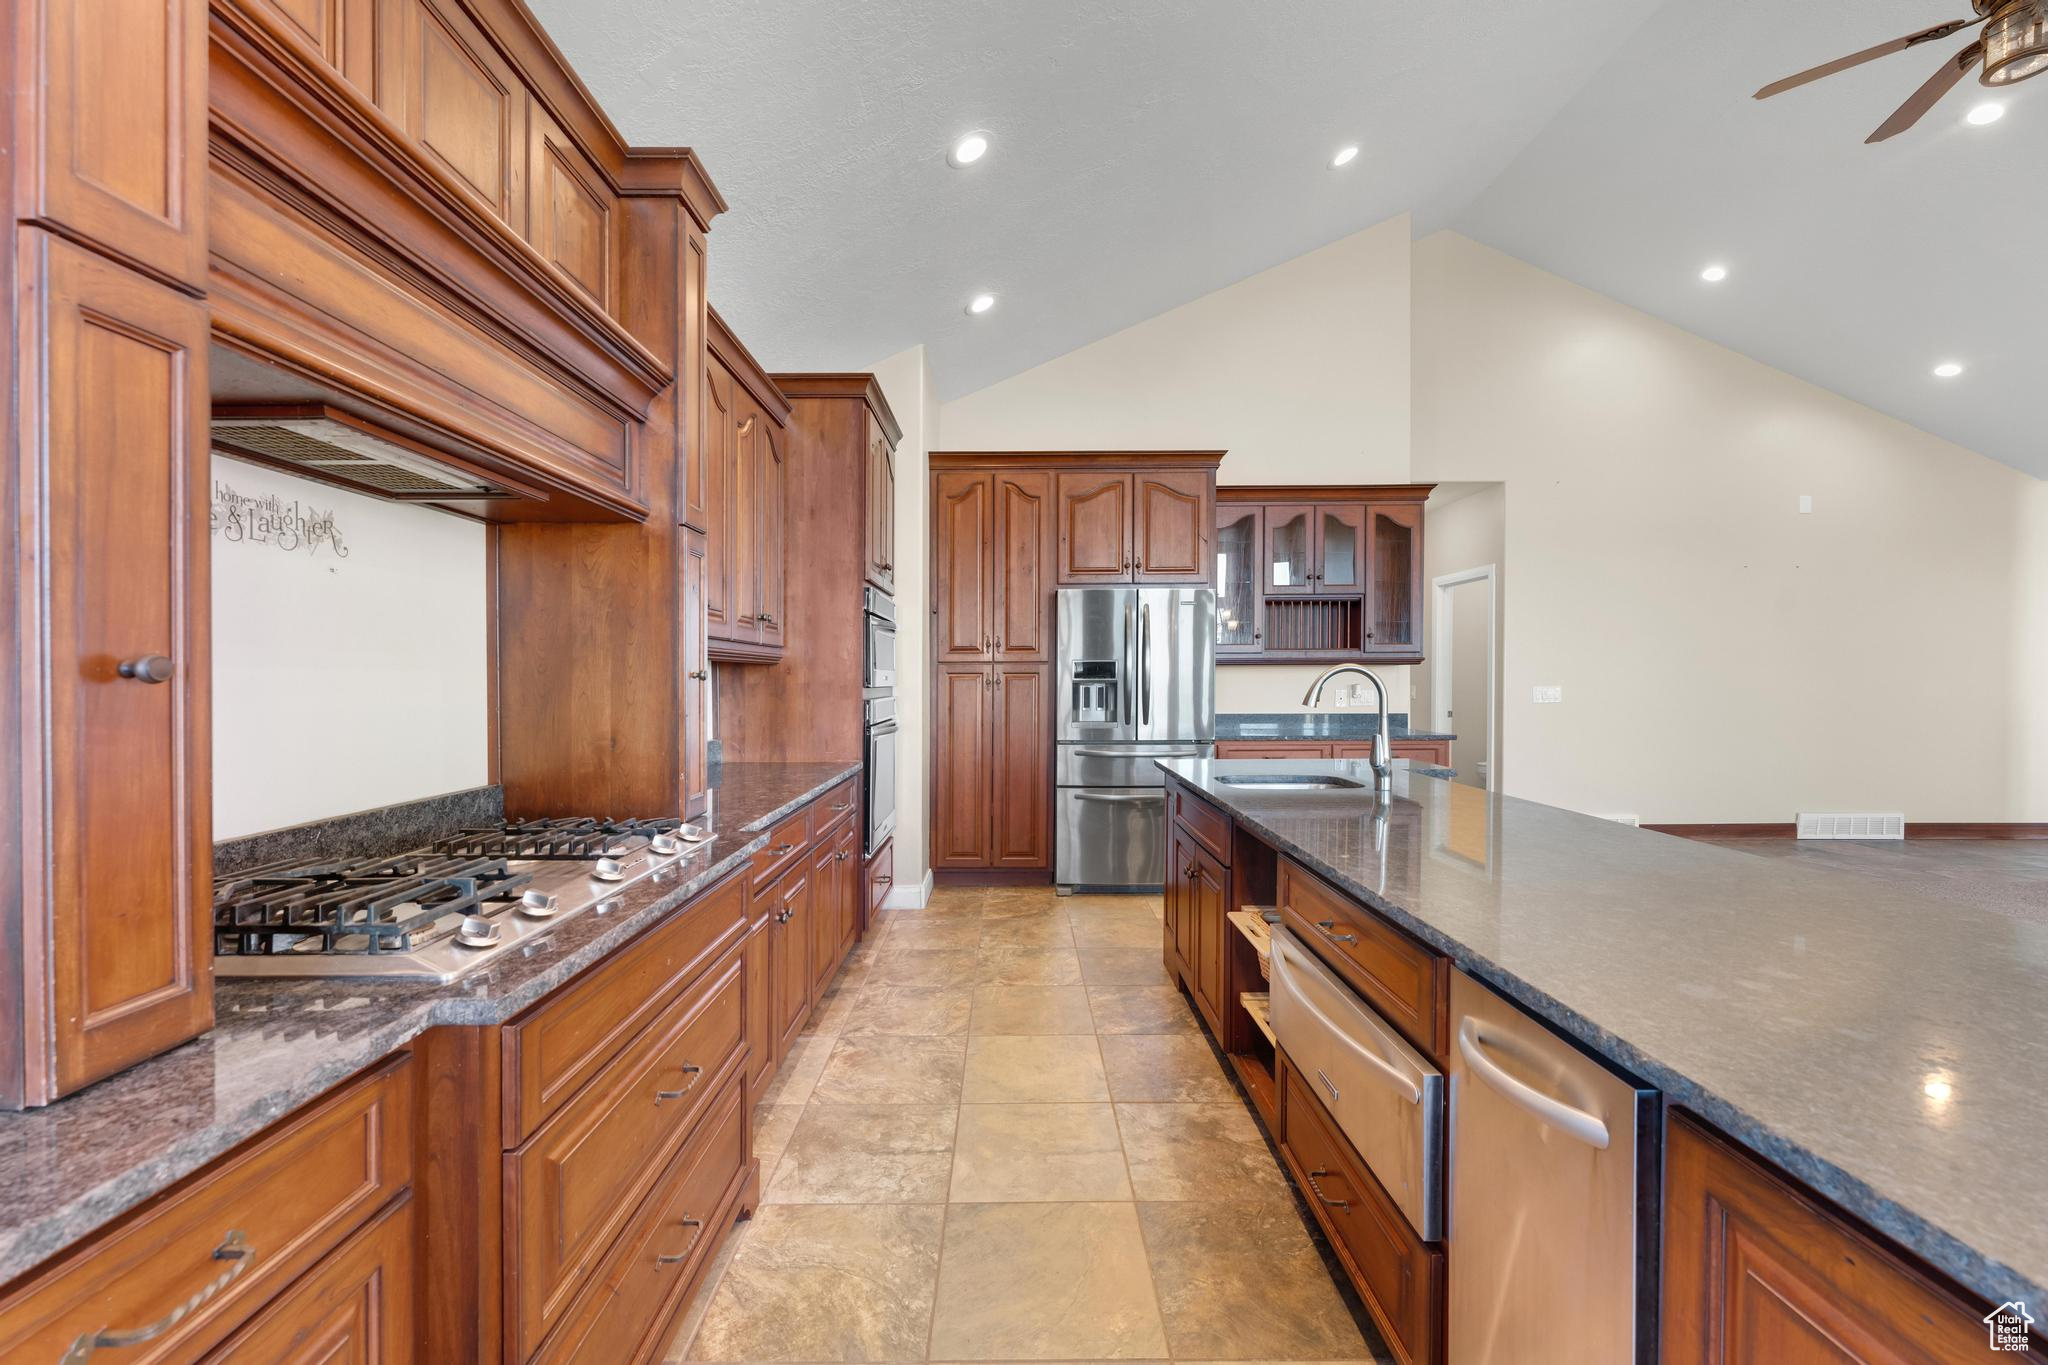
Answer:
xmin=882 ymin=871 xmax=933 ymax=911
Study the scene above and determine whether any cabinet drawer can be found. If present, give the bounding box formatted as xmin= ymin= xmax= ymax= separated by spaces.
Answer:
xmin=1214 ymin=741 xmax=1330 ymax=759
xmin=201 ymin=1195 xmax=414 ymax=1363
xmin=505 ymin=953 xmax=746 ymax=1361
xmin=1281 ymin=1056 xmax=1443 ymax=1365
xmin=1170 ymin=785 xmax=1232 ymax=864
xmin=536 ymin=1072 xmax=750 ymax=1365
xmin=1279 ymin=860 xmax=1446 ymax=1059
xmin=503 ymin=868 xmax=749 ymax=1145
xmin=0 ymin=1057 xmax=412 ymax=1363
xmin=808 ymin=779 xmax=860 ymax=840
xmin=750 ymin=810 xmax=810 ymax=890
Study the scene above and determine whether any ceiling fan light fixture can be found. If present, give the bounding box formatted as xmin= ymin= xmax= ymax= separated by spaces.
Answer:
xmin=1981 ymin=0 xmax=2048 ymax=85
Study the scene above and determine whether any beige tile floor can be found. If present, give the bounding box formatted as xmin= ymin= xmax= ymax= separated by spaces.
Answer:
xmin=664 ymin=885 xmax=1388 ymax=1364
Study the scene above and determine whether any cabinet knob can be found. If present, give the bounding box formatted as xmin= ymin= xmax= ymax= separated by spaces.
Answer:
xmin=689 ymin=669 xmax=710 ymax=681
xmin=757 ymin=613 xmax=777 ymax=626
xmin=117 ymin=655 xmax=174 ymax=684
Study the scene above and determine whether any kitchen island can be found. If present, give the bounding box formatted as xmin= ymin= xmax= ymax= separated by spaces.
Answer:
xmin=1158 ymin=756 xmax=2045 ymax=1359
xmin=0 ymin=760 xmax=861 ymax=1360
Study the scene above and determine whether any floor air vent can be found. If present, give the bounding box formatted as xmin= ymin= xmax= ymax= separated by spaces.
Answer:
xmin=1797 ymin=812 xmax=1905 ymax=840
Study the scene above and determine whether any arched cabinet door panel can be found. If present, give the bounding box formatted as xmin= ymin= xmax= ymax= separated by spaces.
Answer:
xmin=1055 ymin=472 xmax=1132 ymax=583
xmin=1133 ymin=470 xmax=1212 ymax=583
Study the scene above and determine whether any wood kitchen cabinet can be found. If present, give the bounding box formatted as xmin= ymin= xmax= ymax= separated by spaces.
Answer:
xmin=2 ymin=231 xmax=214 ymax=1109
xmin=1166 ymin=823 xmax=1227 ymax=1033
xmin=706 ymin=311 xmax=792 ymax=662
xmin=866 ymin=421 xmax=896 ymax=593
xmin=934 ymin=469 xmax=1055 ymax=664
xmin=1055 ymin=468 xmax=1214 ymax=584
xmin=767 ymin=865 xmax=813 ymax=1055
xmin=929 ymin=453 xmax=1221 ymax=879
xmin=1214 ymin=485 xmax=1433 ymax=664
xmin=1215 ymin=738 xmax=1453 ymax=767
xmin=1662 ymin=1109 xmax=2046 ymax=1362
xmin=932 ymin=661 xmax=1052 ymax=872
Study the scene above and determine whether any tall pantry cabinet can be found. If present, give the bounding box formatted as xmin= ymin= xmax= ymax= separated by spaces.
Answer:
xmin=928 ymin=453 xmax=1221 ymax=878
xmin=1 ymin=0 xmax=214 ymax=1107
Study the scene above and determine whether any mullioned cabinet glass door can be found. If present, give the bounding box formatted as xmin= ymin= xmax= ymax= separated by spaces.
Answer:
xmin=1363 ymin=503 xmax=1423 ymax=656
xmin=1216 ymin=506 xmax=1262 ymax=653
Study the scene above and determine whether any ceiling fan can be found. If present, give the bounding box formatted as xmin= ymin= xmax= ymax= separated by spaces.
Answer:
xmin=1755 ymin=0 xmax=2048 ymax=141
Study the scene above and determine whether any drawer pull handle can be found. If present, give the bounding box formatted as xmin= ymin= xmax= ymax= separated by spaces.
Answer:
xmin=655 ymin=1216 xmax=706 ymax=1265
xmin=1316 ymin=1067 xmax=1341 ymax=1103
xmin=770 ymin=843 xmax=797 ymax=856
xmin=656 ymin=1064 xmax=704 ymax=1103
xmin=1313 ymin=919 xmax=1358 ymax=945
xmin=63 ymin=1231 xmax=255 ymax=1363
xmin=1305 ymin=1168 xmax=1350 ymax=1211
xmin=831 ymin=802 xmax=852 ymax=811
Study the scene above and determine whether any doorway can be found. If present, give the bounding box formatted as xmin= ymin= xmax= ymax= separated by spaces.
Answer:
xmin=1431 ymin=565 xmax=1496 ymax=791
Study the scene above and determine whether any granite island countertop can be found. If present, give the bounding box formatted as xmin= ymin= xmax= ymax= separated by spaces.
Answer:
xmin=1156 ymin=757 xmax=2047 ymax=1308
xmin=1217 ymin=711 xmax=1455 ymax=742
xmin=0 ymin=760 xmax=859 ymax=1284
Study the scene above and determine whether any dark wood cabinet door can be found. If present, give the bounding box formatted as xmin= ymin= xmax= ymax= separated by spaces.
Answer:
xmin=865 ymin=421 xmax=895 ymax=594
xmin=809 ymin=840 xmax=840 ymax=999
xmin=755 ymin=421 xmax=787 ymax=650
xmin=1315 ymin=504 xmax=1367 ymax=594
xmin=1191 ymin=841 xmax=1227 ymax=1028
xmin=1055 ymin=472 xmax=1133 ymax=583
xmin=701 ymin=364 xmax=734 ymax=635
xmin=990 ymin=664 xmax=1050 ymax=868
xmin=1363 ymin=503 xmax=1423 ymax=657
xmin=728 ymin=406 xmax=761 ymax=643
xmin=931 ymin=665 xmax=993 ymax=867
xmin=1662 ymin=1111 xmax=2042 ymax=1363
xmin=681 ymin=529 xmax=709 ymax=818
xmin=1163 ymin=827 xmax=1190 ymax=979
xmin=205 ymin=1197 xmax=414 ymax=1364
xmin=1262 ymin=503 xmax=1315 ymax=595
xmin=1133 ymin=470 xmax=1212 ymax=583
xmin=11 ymin=233 xmax=212 ymax=1105
xmin=743 ymin=920 xmax=777 ymax=1097
xmin=934 ymin=472 xmax=994 ymax=662
xmin=379 ymin=0 xmax=528 ymax=227
xmin=836 ymin=821 xmax=862 ymax=957
xmin=993 ymin=471 xmax=1054 ymax=662
xmin=770 ymin=870 xmax=812 ymax=1054
xmin=21 ymin=0 xmax=208 ymax=286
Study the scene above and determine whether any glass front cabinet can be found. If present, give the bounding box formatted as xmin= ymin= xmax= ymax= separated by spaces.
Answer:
xmin=1213 ymin=486 xmax=1430 ymax=664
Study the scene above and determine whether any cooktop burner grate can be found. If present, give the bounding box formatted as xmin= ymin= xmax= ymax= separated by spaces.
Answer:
xmin=212 ymin=853 xmax=534 ymax=956
xmin=430 ymin=816 xmax=685 ymax=860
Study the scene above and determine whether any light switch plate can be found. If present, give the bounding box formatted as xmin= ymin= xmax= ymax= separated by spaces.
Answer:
xmin=1799 ymin=494 xmax=1813 ymax=514
xmin=1533 ymin=685 xmax=1563 ymax=704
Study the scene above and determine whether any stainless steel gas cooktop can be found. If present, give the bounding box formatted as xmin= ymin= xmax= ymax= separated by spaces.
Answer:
xmin=212 ymin=818 xmax=714 ymax=982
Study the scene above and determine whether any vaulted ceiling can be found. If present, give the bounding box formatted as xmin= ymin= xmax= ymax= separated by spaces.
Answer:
xmin=533 ymin=0 xmax=2048 ymax=478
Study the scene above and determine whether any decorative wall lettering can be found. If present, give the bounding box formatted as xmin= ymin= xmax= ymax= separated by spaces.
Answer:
xmin=211 ymin=480 xmax=350 ymax=557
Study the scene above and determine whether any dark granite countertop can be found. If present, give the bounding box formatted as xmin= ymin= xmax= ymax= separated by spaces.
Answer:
xmin=0 ymin=761 xmax=858 ymax=1284
xmin=1157 ymin=757 xmax=2046 ymax=1308
xmin=1217 ymin=711 xmax=1455 ymax=742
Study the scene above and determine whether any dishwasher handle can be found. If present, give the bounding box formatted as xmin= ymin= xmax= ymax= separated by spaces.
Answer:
xmin=1457 ymin=1017 xmax=1611 ymax=1150
xmin=1273 ymin=938 xmax=1423 ymax=1105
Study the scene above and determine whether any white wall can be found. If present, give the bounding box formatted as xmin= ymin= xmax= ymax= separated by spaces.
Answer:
xmin=1412 ymin=231 xmax=2047 ymax=824
xmin=868 ymin=345 xmax=938 ymax=900
xmin=940 ymin=215 xmax=1419 ymax=716
xmin=211 ymin=456 xmax=490 ymax=837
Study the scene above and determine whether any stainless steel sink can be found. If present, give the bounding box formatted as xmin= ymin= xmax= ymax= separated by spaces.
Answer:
xmin=1213 ymin=774 xmax=1365 ymax=791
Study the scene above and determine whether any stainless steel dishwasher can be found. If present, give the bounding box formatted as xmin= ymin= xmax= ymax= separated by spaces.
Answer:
xmin=1447 ymin=967 xmax=1659 ymax=1364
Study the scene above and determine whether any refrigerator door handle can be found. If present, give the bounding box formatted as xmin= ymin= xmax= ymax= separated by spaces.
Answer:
xmin=1140 ymin=601 xmax=1152 ymax=727
xmin=1122 ymin=598 xmax=1134 ymax=729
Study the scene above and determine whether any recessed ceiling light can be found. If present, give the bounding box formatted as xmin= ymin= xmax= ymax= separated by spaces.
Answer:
xmin=1330 ymin=144 xmax=1360 ymax=168
xmin=947 ymin=132 xmax=990 ymax=167
xmin=966 ymin=293 xmax=996 ymax=316
xmin=1699 ymin=263 xmax=1729 ymax=283
xmin=1966 ymin=102 xmax=2006 ymax=126
xmin=1932 ymin=361 xmax=1965 ymax=378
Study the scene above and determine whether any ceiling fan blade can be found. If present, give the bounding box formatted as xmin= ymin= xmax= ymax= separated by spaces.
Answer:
xmin=1754 ymin=17 xmax=1981 ymax=99
xmin=1867 ymin=40 xmax=1985 ymax=142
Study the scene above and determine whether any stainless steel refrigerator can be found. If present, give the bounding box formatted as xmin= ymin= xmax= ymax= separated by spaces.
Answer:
xmin=1054 ymin=586 xmax=1216 ymax=892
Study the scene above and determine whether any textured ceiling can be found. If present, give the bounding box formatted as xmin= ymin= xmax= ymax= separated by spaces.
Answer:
xmin=1455 ymin=0 xmax=2048 ymax=478
xmin=531 ymin=0 xmax=2046 ymax=477
xmin=530 ymin=0 xmax=1650 ymax=398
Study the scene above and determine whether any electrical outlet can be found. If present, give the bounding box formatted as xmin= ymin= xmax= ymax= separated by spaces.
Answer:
xmin=1798 ymin=494 xmax=1813 ymax=514
xmin=1533 ymin=685 xmax=1563 ymax=704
